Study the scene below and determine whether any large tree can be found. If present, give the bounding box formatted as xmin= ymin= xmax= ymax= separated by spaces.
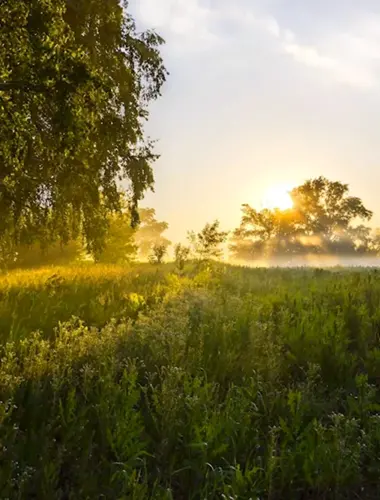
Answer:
xmin=230 ymin=206 xmax=305 ymax=260
xmin=232 ymin=177 xmax=375 ymax=260
xmin=291 ymin=177 xmax=372 ymax=246
xmin=0 ymin=0 xmax=166 ymax=252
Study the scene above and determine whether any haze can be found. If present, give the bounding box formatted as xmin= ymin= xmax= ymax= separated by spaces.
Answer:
xmin=129 ymin=0 xmax=380 ymax=242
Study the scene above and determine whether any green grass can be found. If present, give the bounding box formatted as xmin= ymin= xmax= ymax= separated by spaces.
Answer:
xmin=0 ymin=263 xmax=173 ymax=343
xmin=0 ymin=263 xmax=379 ymax=498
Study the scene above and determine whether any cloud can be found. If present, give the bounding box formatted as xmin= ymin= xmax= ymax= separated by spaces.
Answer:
xmin=282 ymin=42 xmax=335 ymax=69
xmin=130 ymin=0 xmax=218 ymax=50
xmin=281 ymin=40 xmax=375 ymax=88
xmin=279 ymin=31 xmax=377 ymax=88
xmin=130 ymin=0 xmax=380 ymax=89
xmin=248 ymin=10 xmax=380 ymax=89
xmin=260 ymin=17 xmax=281 ymax=38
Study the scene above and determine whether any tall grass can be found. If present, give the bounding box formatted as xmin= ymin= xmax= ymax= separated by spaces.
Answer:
xmin=0 ymin=263 xmax=173 ymax=343
xmin=0 ymin=263 xmax=379 ymax=498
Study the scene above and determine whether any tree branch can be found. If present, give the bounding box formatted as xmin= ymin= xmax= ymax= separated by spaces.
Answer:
xmin=0 ymin=81 xmax=46 ymax=92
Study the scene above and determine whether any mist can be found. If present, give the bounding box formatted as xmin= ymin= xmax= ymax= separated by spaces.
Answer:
xmin=229 ymin=255 xmax=380 ymax=268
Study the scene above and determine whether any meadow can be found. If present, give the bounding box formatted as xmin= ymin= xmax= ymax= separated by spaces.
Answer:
xmin=0 ymin=262 xmax=379 ymax=499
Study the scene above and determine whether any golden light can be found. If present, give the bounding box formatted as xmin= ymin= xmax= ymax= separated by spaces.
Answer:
xmin=262 ymin=184 xmax=294 ymax=211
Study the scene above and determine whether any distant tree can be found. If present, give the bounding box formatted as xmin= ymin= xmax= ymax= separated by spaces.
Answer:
xmin=232 ymin=177 xmax=374 ymax=260
xmin=0 ymin=205 xmax=86 ymax=269
xmin=189 ymin=221 xmax=228 ymax=260
xmin=291 ymin=177 xmax=373 ymax=252
xmin=0 ymin=1 xmax=167 ymax=252
xmin=93 ymin=211 xmax=137 ymax=264
xmin=149 ymin=243 xmax=168 ymax=265
xmin=369 ymin=229 xmax=380 ymax=256
xmin=30 ymin=241 xmax=85 ymax=268
xmin=174 ymin=243 xmax=191 ymax=270
xmin=0 ymin=196 xmax=141 ymax=268
xmin=231 ymin=206 xmax=303 ymax=260
xmin=0 ymin=231 xmax=85 ymax=270
xmin=135 ymin=208 xmax=171 ymax=260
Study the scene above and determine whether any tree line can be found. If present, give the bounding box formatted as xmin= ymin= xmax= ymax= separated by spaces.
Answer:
xmin=2 ymin=176 xmax=380 ymax=269
xmin=231 ymin=177 xmax=380 ymax=262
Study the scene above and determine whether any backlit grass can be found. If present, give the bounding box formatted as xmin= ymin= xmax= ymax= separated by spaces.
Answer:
xmin=0 ymin=263 xmax=379 ymax=498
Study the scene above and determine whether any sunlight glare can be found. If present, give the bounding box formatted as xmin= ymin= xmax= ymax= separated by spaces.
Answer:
xmin=262 ymin=184 xmax=294 ymax=211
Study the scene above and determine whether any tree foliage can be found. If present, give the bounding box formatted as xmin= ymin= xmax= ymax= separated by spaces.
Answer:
xmin=148 ymin=242 xmax=168 ymax=265
xmin=292 ymin=177 xmax=372 ymax=240
xmin=0 ymin=203 xmax=171 ymax=269
xmin=174 ymin=243 xmax=191 ymax=270
xmin=189 ymin=221 xmax=228 ymax=260
xmin=0 ymin=0 xmax=167 ymax=251
xmin=134 ymin=208 xmax=171 ymax=259
xmin=14 ymin=240 xmax=84 ymax=269
xmin=93 ymin=211 xmax=137 ymax=264
xmin=232 ymin=177 xmax=376 ymax=260
xmin=231 ymin=206 xmax=303 ymax=259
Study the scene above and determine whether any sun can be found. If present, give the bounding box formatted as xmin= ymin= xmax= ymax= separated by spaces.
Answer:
xmin=262 ymin=184 xmax=294 ymax=211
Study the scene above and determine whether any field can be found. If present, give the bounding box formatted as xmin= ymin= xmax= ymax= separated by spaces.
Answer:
xmin=0 ymin=263 xmax=379 ymax=499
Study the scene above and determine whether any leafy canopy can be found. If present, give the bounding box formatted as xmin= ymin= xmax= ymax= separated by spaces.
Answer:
xmin=0 ymin=0 xmax=166 ymax=251
xmin=189 ymin=221 xmax=228 ymax=260
xmin=232 ymin=177 xmax=375 ymax=260
xmin=292 ymin=177 xmax=372 ymax=237
xmin=93 ymin=211 xmax=137 ymax=264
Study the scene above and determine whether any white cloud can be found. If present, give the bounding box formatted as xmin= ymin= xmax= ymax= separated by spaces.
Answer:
xmin=283 ymin=42 xmax=336 ymax=70
xmin=280 ymin=29 xmax=380 ymax=88
xmin=132 ymin=0 xmax=172 ymax=28
xmin=251 ymin=11 xmax=380 ymax=89
xmin=131 ymin=0 xmax=380 ymax=89
xmin=131 ymin=0 xmax=218 ymax=50
xmin=284 ymin=45 xmax=374 ymax=88
xmin=261 ymin=17 xmax=281 ymax=38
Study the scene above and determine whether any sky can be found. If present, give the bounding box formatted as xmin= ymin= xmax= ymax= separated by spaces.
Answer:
xmin=129 ymin=0 xmax=380 ymax=242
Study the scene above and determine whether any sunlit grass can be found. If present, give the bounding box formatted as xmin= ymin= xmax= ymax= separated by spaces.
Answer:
xmin=0 ymin=262 xmax=379 ymax=498
xmin=0 ymin=263 xmax=176 ymax=343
